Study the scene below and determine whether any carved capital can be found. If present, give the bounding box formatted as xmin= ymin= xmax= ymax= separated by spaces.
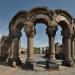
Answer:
xmin=50 ymin=20 xmax=57 ymax=27
xmin=46 ymin=26 xmax=58 ymax=37
xmin=26 ymin=29 xmax=35 ymax=38
xmin=24 ymin=21 xmax=36 ymax=38
xmin=61 ymin=29 xmax=72 ymax=39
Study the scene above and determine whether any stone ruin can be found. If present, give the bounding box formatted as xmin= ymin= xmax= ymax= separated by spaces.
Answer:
xmin=0 ymin=7 xmax=75 ymax=70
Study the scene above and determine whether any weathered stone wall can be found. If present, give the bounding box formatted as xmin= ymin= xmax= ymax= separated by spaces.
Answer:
xmin=0 ymin=36 xmax=11 ymax=60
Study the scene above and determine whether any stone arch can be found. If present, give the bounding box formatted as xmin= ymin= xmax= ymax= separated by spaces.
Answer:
xmin=28 ymin=7 xmax=53 ymax=26
xmin=9 ymin=10 xmax=28 ymax=37
xmin=7 ymin=7 xmax=75 ymax=69
xmin=54 ymin=9 xmax=73 ymax=28
xmin=8 ymin=11 xmax=29 ymax=66
xmin=53 ymin=9 xmax=74 ymax=67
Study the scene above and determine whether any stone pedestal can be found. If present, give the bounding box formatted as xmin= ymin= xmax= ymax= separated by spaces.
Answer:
xmin=8 ymin=58 xmax=16 ymax=67
xmin=25 ymin=59 xmax=36 ymax=70
xmin=46 ymin=59 xmax=59 ymax=69
xmin=62 ymin=58 xmax=74 ymax=67
xmin=8 ymin=57 xmax=21 ymax=67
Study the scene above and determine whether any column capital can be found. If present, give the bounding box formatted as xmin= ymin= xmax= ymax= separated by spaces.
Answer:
xmin=46 ymin=26 xmax=58 ymax=37
xmin=61 ymin=29 xmax=72 ymax=39
xmin=26 ymin=31 xmax=35 ymax=38
xmin=25 ymin=26 xmax=36 ymax=38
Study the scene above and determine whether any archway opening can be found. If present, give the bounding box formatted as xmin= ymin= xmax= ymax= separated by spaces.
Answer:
xmin=55 ymin=21 xmax=69 ymax=60
xmin=20 ymin=28 xmax=27 ymax=63
xmin=34 ymin=23 xmax=48 ymax=64
xmin=55 ymin=25 xmax=63 ymax=60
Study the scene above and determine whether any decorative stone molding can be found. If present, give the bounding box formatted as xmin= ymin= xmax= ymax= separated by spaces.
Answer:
xmin=61 ymin=28 xmax=72 ymax=39
xmin=24 ymin=21 xmax=36 ymax=38
xmin=46 ymin=26 xmax=58 ymax=37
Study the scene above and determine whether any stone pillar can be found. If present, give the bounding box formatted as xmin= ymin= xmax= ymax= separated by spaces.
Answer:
xmin=71 ymin=37 xmax=75 ymax=62
xmin=46 ymin=26 xmax=59 ymax=69
xmin=27 ymin=36 xmax=34 ymax=62
xmin=62 ymin=29 xmax=74 ymax=67
xmin=13 ymin=38 xmax=21 ymax=65
xmin=74 ymin=38 xmax=75 ymax=62
xmin=8 ymin=39 xmax=16 ymax=67
xmin=24 ymin=21 xmax=36 ymax=70
xmin=8 ymin=30 xmax=22 ymax=67
xmin=8 ymin=38 xmax=21 ymax=67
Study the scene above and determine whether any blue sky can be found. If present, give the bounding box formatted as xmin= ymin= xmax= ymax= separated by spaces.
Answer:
xmin=0 ymin=0 xmax=75 ymax=48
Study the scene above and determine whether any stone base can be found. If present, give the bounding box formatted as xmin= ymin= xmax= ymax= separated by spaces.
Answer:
xmin=8 ymin=58 xmax=16 ymax=67
xmin=25 ymin=62 xmax=36 ymax=70
xmin=8 ymin=58 xmax=22 ymax=67
xmin=73 ymin=59 xmax=75 ymax=63
xmin=25 ymin=60 xmax=36 ymax=70
xmin=0 ymin=57 xmax=7 ymax=61
xmin=16 ymin=58 xmax=22 ymax=66
xmin=73 ymin=57 xmax=75 ymax=63
xmin=62 ymin=59 xmax=74 ymax=67
xmin=46 ymin=60 xmax=59 ymax=69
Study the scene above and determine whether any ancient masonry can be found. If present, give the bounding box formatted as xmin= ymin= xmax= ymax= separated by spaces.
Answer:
xmin=0 ymin=7 xmax=75 ymax=70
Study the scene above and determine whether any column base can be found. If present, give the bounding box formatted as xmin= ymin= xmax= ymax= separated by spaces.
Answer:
xmin=73 ymin=59 xmax=75 ymax=63
xmin=46 ymin=59 xmax=59 ymax=69
xmin=16 ymin=57 xmax=22 ymax=66
xmin=0 ymin=57 xmax=6 ymax=61
xmin=25 ymin=59 xmax=36 ymax=70
xmin=8 ymin=58 xmax=16 ymax=67
xmin=62 ymin=58 xmax=74 ymax=67
xmin=72 ymin=57 xmax=75 ymax=63
xmin=8 ymin=58 xmax=22 ymax=67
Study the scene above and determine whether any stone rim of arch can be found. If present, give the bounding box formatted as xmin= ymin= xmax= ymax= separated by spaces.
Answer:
xmin=8 ymin=7 xmax=74 ymax=38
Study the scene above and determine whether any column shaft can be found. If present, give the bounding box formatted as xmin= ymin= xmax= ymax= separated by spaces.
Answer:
xmin=9 ymin=39 xmax=15 ymax=58
xmin=66 ymin=38 xmax=72 ymax=59
xmin=49 ymin=36 xmax=56 ymax=61
xmin=27 ymin=37 xmax=34 ymax=62
xmin=74 ymin=38 xmax=75 ymax=57
xmin=13 ymin=38 xmax=19 ymax=60
xmin=71 ymin=39 xmax=75 ymax=59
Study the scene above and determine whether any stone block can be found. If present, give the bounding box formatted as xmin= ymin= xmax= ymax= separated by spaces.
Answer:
xmin=25 ymin=62 xmax=36 ymax=70
xmin=62 ymin=59 xmax=74 ymax=67
xmin=46 ymin=62 xmax=59 ymax=69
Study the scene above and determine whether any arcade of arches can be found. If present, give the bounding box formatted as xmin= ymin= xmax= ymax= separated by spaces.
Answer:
xmin=0 ymin=7 xmax=75 ymax=70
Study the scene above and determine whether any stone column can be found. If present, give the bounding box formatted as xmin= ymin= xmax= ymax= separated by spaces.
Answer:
xmin=24 ymin=21 xmax=36 ymax=70
xmin=71 ymin=37 xmax=75 ymax=62
xmin=8 ymin=31 xmax=22 ymax=67
xmin=27 ymin=36 xmax=34 ymax=62
xmin=46 ymin=26 xmax=59 ymax=69
xmin=74 ymin=38 xmax=75 ymax=61
xmin=13 ymin=38 xmax=21 ymax=65
xmin=8 ymin=39 xmax=16 ymax=67
xmin=62 ymin=29 xmax=74 ymax=67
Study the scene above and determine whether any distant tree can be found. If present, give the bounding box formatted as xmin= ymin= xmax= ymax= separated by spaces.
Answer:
xmin=34 ymin=47 xmax=40 ymax=54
